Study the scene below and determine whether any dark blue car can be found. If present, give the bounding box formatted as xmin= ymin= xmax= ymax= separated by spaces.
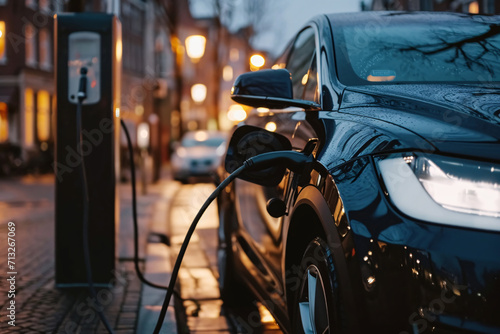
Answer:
xmin=217 ymin=11 xmax=500 ymax=334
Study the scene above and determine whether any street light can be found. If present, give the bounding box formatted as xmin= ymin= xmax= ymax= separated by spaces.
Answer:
xmin=185 ymin=35 xmax=206 ymax=61
xmin=265 ymin=121 xmax=277 ymax=132
xmin=191 ymin=83 xmax=207 ymax=103
xmin=250 ymin=54 xmax=265 ymax=71
xmin=227 ymin=104 xmax=247 ymax=122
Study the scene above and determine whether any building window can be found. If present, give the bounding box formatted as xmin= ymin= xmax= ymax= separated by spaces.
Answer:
xmin=230 ymin=48 xmax=239 ymax=62
xmin=25 ymin=88 xmax=34 ymax=146
xmin=25 ymin=23 xmax=37 ymax=67
xmin=0 ymin=21 xmax=6 ymax=64
xmin=39 ymin=29 xmax=51 ymax=70
xmin=37 ymin=90 xmax=50 ymax=142
xmin=0 ymin=102 xmax=8 ymax=143
xmin=469 ymin=1 xmax=479 ymax=13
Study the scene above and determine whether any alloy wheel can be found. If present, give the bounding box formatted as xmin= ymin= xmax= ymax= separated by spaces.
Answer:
xmin=298 ymin=264 xmax=330 ymax=334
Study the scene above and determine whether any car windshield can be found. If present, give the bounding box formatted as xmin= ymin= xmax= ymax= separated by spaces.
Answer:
xmin=182 ymin=137 xmax=225 ymax=148
xmin=335 ymin=19 xmax=500 ymax=85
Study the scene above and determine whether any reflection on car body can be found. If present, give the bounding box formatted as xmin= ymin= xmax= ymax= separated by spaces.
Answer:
xmin=217 ymin=12 xmax=500 ymax=334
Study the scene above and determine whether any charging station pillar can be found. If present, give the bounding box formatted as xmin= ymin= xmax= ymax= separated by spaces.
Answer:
xmin=54 ymin=13 xmax=121 ymax=286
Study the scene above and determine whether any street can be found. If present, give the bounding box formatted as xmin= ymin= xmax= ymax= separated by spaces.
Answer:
xmin=0 ymin=174 xmax=281 ymax=333
xmin=0 ymin=174 xmax=150 ymax=333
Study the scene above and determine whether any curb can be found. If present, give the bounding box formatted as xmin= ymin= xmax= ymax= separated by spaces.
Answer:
xmin=136 ymin=180 xmax=180 ymax=333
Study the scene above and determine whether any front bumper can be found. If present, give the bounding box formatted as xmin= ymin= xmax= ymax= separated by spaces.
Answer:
xmin=331 ymin=157 xmax=500 ymax=333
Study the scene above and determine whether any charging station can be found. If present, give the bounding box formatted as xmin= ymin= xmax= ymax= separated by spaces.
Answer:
xmin=54 ymin=13 xmax=121 ymax=286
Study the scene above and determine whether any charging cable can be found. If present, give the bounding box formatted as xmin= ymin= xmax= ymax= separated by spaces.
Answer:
xmin=120 ymin=119 xmax=184 ymax=295
xmin=152 ymin=150 xmax=313 ymax=333
xmin=76 ymin=67 xmax=116 ymax=334
xmin=78 ymin=67 xmax=311 ymax=332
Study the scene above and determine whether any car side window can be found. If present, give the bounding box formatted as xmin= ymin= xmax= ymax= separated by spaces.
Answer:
xmin=286 ymin=27 xmax=317 ymax=101
xmin=302 ymin=53 xmax=319 ymax=102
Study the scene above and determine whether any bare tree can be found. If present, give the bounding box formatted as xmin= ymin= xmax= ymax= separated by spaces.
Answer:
xmin=398 ymin=24 xmax=500 ymax=74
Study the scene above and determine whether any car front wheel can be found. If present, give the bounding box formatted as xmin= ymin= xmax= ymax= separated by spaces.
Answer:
xmin=292 ymin=238 xmax=343 ymax=334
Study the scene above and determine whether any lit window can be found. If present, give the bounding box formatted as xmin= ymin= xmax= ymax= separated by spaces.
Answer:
xmin=222 ymin=65 xmax=233 ymax=82
xmin=37 ymin=90 xmax=50 ymax=141
xmin=25 ymin=23 xmax=37 ymax=67
xmin=0 ymin=21 xmax=6 ymax=63
xmin=0 ymin=102 xmax=8 ymax=143
xmin=469 ymin=1 xmax=479 ymax=14
xmin=25 ymin=88 xmax=34 ymax=146
xmin=39 ymin=29 xmax=52 ymax=70
xmin=230 ymin=48 xmax=239 ymax=62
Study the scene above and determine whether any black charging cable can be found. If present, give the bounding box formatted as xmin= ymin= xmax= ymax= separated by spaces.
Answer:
xmin=76 ymin=67 xmax=116 ymax=334
xmin=152 ymin=150 xmax=313 ymax=334
xmin=120 ymin=119 xmax=184 ymax=295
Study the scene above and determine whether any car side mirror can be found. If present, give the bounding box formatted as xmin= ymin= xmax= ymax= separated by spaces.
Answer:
xmin=225 ymin=125 xmax=292 ymax=187
xmin=231 ymin=69 xmax=320 ymax=110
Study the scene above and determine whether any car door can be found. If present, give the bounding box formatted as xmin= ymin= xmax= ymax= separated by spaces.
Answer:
xmin=233 ymin=26 xmax=320 ymax=300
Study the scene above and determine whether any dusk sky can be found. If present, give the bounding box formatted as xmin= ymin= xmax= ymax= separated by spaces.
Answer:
xmin=250 ymin=0 xmax=361 ymax=56
xmin=190 ymin=0 xmax=362 ymax=56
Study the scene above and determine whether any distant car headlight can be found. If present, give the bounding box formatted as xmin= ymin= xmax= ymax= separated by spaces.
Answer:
xmin=376 ymin=153 xmax=500 ymax=231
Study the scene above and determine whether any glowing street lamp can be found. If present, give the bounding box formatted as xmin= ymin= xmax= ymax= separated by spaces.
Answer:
xmin=227 ymin=104 xmax=247 ymax=122
xmin=265 ymin=121 xmax=277 ymax=132
xmin=191 ymin=83 xmax=207 ymax=103
xmin=137 ymin=122 xmax=150 ymax=149
xmin=250 ymin=54 xmax=265 ymax=71
xmin=185 ymin=35 xmax=206 ymax=61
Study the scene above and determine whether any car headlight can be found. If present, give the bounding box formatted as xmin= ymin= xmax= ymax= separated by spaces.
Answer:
xmin=176 ymin=147 xmax=187 ymax=158
xmin=376 ymin=153 xmax=500 ymax=231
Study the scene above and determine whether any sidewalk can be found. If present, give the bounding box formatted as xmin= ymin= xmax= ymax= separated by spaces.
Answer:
xmin=0 ymin=172 xmax=180 ymax=333
xmin=168 ymin=183 xmax=230 ymax=333
xmin=134 ymin=176 xmax=180 ymax=334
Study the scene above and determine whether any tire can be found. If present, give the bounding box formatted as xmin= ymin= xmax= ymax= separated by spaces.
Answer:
xmin=217 ymin=192 xmax=253 ymax=305
xmin=291 ymin=238 xmax=344 ymax=334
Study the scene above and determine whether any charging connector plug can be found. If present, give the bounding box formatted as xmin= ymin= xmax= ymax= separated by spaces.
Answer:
xmin=244 ymin=150 xmax=313 ymax=173
xmin=77 ymin=67 xmax=88 ymax=102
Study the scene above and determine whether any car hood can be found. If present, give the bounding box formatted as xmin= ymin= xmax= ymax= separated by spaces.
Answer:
xmin=340 ymin=84 xmax=500 ymax=160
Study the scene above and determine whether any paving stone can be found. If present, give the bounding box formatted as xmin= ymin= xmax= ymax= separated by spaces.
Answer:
xmin=0 ymin=177 xmax=154 ymax=333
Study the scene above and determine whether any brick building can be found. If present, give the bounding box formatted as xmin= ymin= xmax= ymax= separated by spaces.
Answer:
xmin=0 ymin=0 xmax=175 ymax=179
xmin=0 ymin=0 xmax=60 ymax=173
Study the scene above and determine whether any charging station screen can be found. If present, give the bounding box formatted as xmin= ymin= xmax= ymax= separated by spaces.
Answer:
xmin=68 ymin=32 xmax=101 ymax=105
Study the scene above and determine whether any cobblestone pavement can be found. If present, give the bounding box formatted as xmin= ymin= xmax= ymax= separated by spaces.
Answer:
xmin=0 ymin=174 xmax=152 ymax=333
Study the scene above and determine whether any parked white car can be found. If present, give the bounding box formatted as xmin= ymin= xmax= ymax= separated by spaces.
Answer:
xmin=171 ymin=130 xmax=227 ymax=183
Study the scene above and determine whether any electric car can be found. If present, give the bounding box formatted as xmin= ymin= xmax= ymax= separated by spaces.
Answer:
xmin=217 ymin=12 xmax=500 ymax=334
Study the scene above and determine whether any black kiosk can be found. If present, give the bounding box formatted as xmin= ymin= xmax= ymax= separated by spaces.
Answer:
xmin=54 ymin=13 xmax=121 ymax=286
